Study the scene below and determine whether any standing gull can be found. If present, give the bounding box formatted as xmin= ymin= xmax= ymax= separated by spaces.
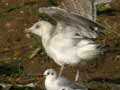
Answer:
xmin=43 ymin=68 xmax=88 ymax=90
xmin=26 ymin=7 xmax=105 ymax=81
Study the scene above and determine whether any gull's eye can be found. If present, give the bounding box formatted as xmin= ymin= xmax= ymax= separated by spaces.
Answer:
xmin=35 ymin=24 xmax=40 ymax=29
xmin=47 ymin=72 xmax=50 ymax=75
xmin=51 ymin=72 xmax=54 ymax=75
xmin=62 ymin=89 xmax=65 ymax=90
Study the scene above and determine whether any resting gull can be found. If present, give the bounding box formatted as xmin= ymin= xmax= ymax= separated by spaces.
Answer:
xmin=43 ymin=68 xmax=88 ymax=90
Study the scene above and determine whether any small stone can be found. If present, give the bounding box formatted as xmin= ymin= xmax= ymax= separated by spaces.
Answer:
xmin=20 ymin=10 xmax=24 ymax=14
xmin=5 ymin=3 xmax=9 ymax=6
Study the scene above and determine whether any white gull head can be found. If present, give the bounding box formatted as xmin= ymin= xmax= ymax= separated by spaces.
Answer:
xmin=43 ymin=68 xmax=58 ymax=79
xmin=26 ymin=20 xmax=53 ymax=37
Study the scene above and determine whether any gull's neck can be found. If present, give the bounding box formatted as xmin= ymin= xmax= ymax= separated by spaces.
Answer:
xmin=42 ymin=31 xmax=51 ymax=46
xmin=45 ymin=75 xmax=58 ymax=90
xmin=41 ymin=22 xmax=54 ymax=47
xmin=45 ymin=75 xmax=58 ymax=85
xmin=47 ymin=75 xmax=57 ymax=80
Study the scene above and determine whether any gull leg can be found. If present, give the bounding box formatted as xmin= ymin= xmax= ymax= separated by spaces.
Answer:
xmin=75 ymin=69 xmax=79 ymax=82
xmin=59 ymin=65 xmax=64 ymax=76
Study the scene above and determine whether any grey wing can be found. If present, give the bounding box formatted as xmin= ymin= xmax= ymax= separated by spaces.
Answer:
xmin=58 ymin=77 xmax=88 ymax=90
xmin=39 ymin=7 xmax=105 ymax=39
xmin=70 ymin=12 xmax=105 ymax=38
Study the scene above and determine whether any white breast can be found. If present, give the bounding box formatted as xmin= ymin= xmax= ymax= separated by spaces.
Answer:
xmin=45 ymin=77 xmax=56 ymax=90
xmin=44 ymin=34 xmax=80 ymax=66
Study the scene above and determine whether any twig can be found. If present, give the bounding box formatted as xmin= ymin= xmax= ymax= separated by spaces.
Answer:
xmin=29 ymin=47 xmax=41 ymax=59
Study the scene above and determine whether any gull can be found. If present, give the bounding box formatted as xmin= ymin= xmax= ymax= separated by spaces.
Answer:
xmin=26 ymin=7 xmax=105 ymax=81
xmin=43 ymin=68 xmax=88 ymax=90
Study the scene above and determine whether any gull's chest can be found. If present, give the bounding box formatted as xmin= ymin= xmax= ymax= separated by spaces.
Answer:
xmin=43 ymin=35 xmax=79 ymax=65
xmin=45 ymin=78 xmax=58 ymax=90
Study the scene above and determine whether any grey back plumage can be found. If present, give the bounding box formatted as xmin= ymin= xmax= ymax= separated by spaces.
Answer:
xmin=57 ymin=76 xmax=88 ymax=90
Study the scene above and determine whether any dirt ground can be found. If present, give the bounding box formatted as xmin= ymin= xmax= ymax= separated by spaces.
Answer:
xmin=0 ymin=0 xmax=120 ymax=90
